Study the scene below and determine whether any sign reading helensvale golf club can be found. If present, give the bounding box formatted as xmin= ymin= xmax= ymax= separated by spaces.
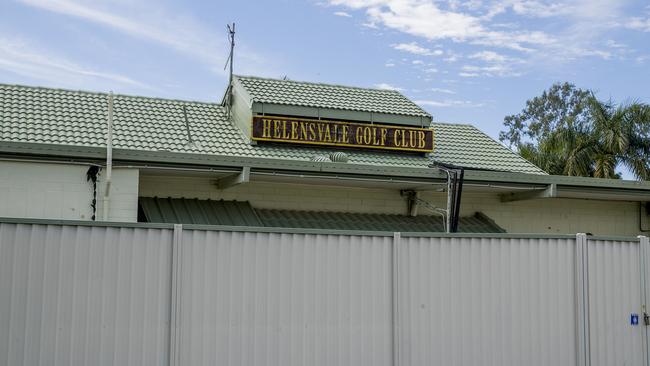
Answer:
xmin=252 ymin=116 xmax=434 ymax=152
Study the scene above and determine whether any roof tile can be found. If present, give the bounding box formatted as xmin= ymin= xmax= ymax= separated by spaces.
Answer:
xmin=0 ymin=83 xmax=545 ymax=174
xmin=236 ymin=75 xmax=431 ymax=118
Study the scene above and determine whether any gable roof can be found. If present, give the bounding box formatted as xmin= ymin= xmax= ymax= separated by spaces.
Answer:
xmin=234 ymin=75 xmax=432 ymax=118
xmin=0 ymin=83 xmax=546 ymax=174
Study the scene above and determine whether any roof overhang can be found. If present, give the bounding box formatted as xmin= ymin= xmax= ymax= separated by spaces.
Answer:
xmin=3 ymin=141 xmax=650 ymax=202
xmin=501 ymin=183 xmax=650 ymax=202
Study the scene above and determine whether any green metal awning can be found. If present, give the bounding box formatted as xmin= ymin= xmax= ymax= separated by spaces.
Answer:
xmin=139 ymin=197 xmax=505 ymax=233
xmin=139 ymin=197 xmax=263 ymax=226
xmin=256 ymin=209 xmax=504 ymax=233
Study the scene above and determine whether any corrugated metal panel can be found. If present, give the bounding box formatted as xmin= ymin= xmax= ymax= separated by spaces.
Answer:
xmin=398 ymin=236 xmax=577 ymax=365
xmin=587 ymin=239 xmax=644 ymax=366
xmin=140 ymin=197 xmax=262 ymax=226
xmin=177 ymin=229 xmax=393 ymax=366
xmin=0 ymin=223 xmax=172 ymax=366
xmin=256 ymin=209 xmax=506 ymax=233
xmin=140 ymin=197 xmax=505 ymax=233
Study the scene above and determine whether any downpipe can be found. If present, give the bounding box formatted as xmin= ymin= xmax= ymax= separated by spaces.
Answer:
xmin=103 ymin=92 xmax=114 ymax=221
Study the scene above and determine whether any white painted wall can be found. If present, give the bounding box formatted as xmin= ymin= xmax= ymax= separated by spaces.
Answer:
xmin=0 ymin=161 xmax=139 ymax=222
xmin=96 ymin=167 xmax=140 ymax=222
xmin=139 ymin=175 xmax=645 ymax=236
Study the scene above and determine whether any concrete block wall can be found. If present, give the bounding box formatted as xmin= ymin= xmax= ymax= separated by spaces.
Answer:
xmin=138 ymin=175 xmax=410 ymax=214
xmin=0 ymin=161 xmax=139 ymax=222
xmin=457 ymin=193 xmax=641 ymax=235
xmin=139 ymin=175 xmax=644 ymax=236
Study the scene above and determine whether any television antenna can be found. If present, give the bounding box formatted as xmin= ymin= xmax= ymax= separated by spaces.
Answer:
xmin=224 ymin=22 xmax=235 ymax=118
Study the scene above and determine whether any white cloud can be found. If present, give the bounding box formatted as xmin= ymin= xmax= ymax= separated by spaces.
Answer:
xmin=416 ymin=99 xmax=484 ymax=107
xmin=328 ymin=0 xmax=638 ymax=71
xmin=425 ymin=67 xmax=439 ymax=73
xmin=329 ymin=0 xmax=555 ymax=51
xmin=627 ymin=17 xmax=650 ymax=32
xmin=444 ymin=53 xmax=461 ymax=63
xmin=460 ymin=63 xmax=521 ymax=77
xmin=392 ymin=42 xmax=443 ymax=56
xmin=15 ymin=0 xmax=246 ymax=74
xmin=431 ymin=87 xmax=456 ymax=94
xmin=636 ymin=55 xmax=650 ymax=63
xmin=605 ymin=39 xmax=627 ymax=49
xmin=375 ymin=82 xmax=403 ymax=91
xmin=0 ymin=36 xmax=153 ymax=90
xmin=469 ymin=50 xmax=508 ymax=62
xmin=510 ymin=1 xmax=573 ymax=18
xmin=334 ymin=11 xmax=353 ymax=17
xmin=385 ymin=62 xmax=396 ymax=67
xmin=412 ymin=59 xmax=424 ymax=65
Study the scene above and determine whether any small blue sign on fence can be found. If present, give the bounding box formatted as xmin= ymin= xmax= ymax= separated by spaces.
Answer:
xmin=631 ymin=314 xmax=639 ymax=325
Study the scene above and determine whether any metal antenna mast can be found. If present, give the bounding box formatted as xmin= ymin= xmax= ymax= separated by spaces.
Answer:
xmin=224 ymin=22 xmax=236 ymax=119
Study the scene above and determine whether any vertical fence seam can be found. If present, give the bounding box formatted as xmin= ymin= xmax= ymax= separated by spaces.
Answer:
xmin=575 ymin=233 xmax=590 ymax=366
xmin=579 ymin=234 xmax=591 ymax=366
xmin=392 ymin=232 xmax=401 ymax=366
xmin=169 ymin=224 xmax=183 ymax=366
xmin=639 ymin=235 xmax=649 ymax=366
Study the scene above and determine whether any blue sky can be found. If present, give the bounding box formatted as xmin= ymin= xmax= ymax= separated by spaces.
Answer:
xmin=1 ymin=0 xmax=649 ymax=143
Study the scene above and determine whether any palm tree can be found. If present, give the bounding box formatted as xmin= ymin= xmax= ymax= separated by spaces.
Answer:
xmin=522 ymin=96 xmax=650 ymax=179
xmin=588 ymin=97 xmax=650 ymax=179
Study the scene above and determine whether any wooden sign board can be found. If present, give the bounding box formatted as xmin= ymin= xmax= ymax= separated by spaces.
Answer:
xmin=251 ymin=116 xmax=434 ymax=153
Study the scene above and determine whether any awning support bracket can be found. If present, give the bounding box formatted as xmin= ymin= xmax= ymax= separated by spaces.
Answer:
xmin=216 ymin=166 xmax=250 ymax=190
xmin=501 ymin=183 xmax=557 ymax=202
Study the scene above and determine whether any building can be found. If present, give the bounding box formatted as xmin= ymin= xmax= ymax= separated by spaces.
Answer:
xmin=2 ymin=76 xmax=650 ymax=366
xmin=1 ymin=75 xmax=650 ymax=235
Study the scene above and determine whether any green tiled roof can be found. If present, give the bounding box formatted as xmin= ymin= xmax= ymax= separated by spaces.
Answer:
xmin=0 ymin=83 xmax=546 ymax=174
xmin=138 ymin=197 xmax=505 ymax=233
xmin=235 ymin=75 xmax=431 ymax=118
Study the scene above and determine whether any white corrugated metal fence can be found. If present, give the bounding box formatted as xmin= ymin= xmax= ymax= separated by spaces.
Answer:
xmin=0 ymin=221 xmax=648 ymax=366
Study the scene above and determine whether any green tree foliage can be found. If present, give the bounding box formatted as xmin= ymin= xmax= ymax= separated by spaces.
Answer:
xmin=500 ymin=83 xmax=650 ymax=180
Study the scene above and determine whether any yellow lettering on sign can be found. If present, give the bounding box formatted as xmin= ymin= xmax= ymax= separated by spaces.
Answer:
xmin=291 ymin=121 xmax=299 ymax=140
xmin=355 ymin=127 xmax=363 ymax=144
xmin=363 ymin=127 xmax=372 ymax=145
xmin=324 ymin=125 xmax=332 ymax=142
xmin=253 ymin=116 xmax=432 ymax=152
xmin=273 ymin=120 xmax=282 ymax=138
xmin=342 ymin=125 xmax=349 ymax=143
xmin=300 ymin=122 xmax=308 ymax=140
xmin=372 ymin=127 xmax=380 ymax=145
xmin=262 ymin=119 xmax=272 ymax=138
xmin=281 ymin=121 xmax=290 ymax=139
xmin=309 ymin=123 xmax=316 ymax=140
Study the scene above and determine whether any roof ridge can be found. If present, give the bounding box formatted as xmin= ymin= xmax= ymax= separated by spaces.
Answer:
xmin=234 ymin=74 xmax=431 ymax=118
xmin=430 ymin=121 xmax=475 ymax=127
xmin=234 ymin=74 xmax=404 ymax=94
xmin=0 ymin=82 xmax=224 ymax=106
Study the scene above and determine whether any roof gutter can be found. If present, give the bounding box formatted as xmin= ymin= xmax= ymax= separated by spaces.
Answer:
xmin=4 ymin=142 xmax=650 ymax=199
